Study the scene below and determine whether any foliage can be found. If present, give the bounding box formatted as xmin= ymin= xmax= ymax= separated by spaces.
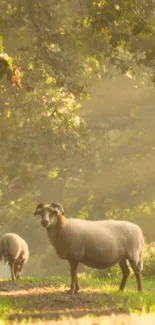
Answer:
xmin=143 ymin=242 xmax=155 ymax=279
xmin=0 ymin=36 xmax=22 ymax=88
xmin=0 ymin=0 xmax=155 ymax=276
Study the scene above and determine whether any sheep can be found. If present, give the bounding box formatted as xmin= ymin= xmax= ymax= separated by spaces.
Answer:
xmin=33 ymin=202 xmax=144 ymax=294
xmin=0 ymin=233 xmax=29 ymax=281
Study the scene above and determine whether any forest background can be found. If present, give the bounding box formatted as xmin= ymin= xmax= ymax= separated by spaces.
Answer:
xmin=1 ymin=0 xmax=155 ymax=279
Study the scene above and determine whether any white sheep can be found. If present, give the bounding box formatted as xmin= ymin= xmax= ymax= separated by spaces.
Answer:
xmin=0 ymin=233 xmax=29 ymax=280
xmin=34 ymin=202 xmax=144 ymax=294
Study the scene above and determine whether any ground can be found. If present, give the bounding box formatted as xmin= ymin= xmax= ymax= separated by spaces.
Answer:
xmin=0 ymin=275 xmax=155 ymax=324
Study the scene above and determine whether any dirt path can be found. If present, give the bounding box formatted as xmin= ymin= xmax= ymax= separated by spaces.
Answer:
xmin=0 ymin=281 xmax=154 ymax=325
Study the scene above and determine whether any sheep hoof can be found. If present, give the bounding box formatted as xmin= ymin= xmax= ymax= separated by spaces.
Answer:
xmin=66 ymin=289 xmax=76 ymax=295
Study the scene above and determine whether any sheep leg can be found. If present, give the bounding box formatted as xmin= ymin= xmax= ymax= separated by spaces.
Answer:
xmin=75 ymin=273 xmax=80 ymax=292
xmin=68 ymin=260 xmax=79 ymax=294
xmin=16 ymin=263 xmax=23 ymax=279
xmin=14 ymin=261 xmax=23 ymax=280
xmin=129 ymin=259 xmax=142 ymax=292
xmin=119 ymin=260 xmax=130 ymax=291
xmin=9 ymin=262 xmax=16 ymax=281
xmin=18 ymin=260 xmax=24 ymax=279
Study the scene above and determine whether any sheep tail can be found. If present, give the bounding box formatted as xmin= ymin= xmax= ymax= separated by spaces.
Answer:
xmin=138 ymin=250 xmax=143 ymax=271
xmin=138 ymin=236 xmax=144 ymax=271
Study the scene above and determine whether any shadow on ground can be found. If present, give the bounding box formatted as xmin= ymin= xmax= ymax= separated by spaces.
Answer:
xmin=0 ymin=280 xmax=130 ymax=322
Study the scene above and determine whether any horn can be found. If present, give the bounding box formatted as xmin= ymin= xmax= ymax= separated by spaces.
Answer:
xmin=36 ymin=203 xmax=44 ymax=209
xmin=33 ymin=203 xmax=44 ymax=215
xmin=51 ymin=202 xmax=64 ymax=215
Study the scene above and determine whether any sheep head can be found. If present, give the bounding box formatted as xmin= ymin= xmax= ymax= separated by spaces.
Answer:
xmin=33 ymin=202 xmax=64 ymax=228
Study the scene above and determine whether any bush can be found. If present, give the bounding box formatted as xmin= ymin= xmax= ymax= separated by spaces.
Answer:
xmin=142 ymin=242 xmax=155 ymax=279
xmin=91 ymin=264 xmax=122 ymax=280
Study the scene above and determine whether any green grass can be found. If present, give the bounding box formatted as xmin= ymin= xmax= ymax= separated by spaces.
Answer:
xmin=0 ymin=275 xmax=155 ymax=324
xmin=0 ymin=297 xmax=24 ymax=323
xmin=77 ymin=274 xmax=155 ymax=314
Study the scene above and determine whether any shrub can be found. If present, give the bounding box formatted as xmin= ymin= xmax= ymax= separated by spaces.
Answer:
xmin=142 ymin=242 xmax=155 ymax=279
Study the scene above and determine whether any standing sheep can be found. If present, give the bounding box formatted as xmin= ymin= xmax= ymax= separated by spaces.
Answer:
xmin=0 ymin=233 xmax=29 ymax=281
xmin=33 ymin=202 xmax=144 ymax=294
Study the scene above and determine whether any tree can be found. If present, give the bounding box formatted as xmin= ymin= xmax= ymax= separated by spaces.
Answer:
xmin=0 ymin=0 xmax=155 ymax=275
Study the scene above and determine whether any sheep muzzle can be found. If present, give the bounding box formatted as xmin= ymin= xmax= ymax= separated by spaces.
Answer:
xmin=42 ymin=219 xmax=49 ymax=228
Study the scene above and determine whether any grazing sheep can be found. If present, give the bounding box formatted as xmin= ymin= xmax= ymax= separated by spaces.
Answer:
xmin=0 ymin=233 xmax=29 ymax=281
xmin=33 ymin=202 xmax=144 ymax=294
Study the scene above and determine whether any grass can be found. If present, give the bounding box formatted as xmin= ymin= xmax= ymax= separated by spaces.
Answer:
xmin=0 ymin=275 xmax=155 ymax=324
